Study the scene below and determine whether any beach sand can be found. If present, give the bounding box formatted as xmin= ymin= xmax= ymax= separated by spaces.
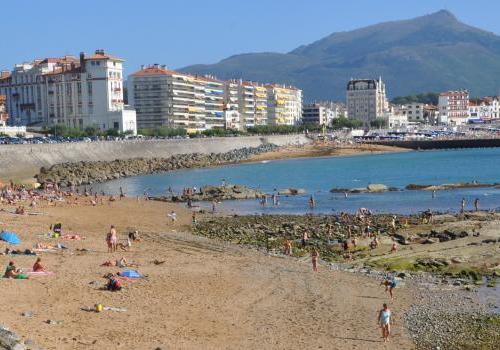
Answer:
xmin=248 ymin=141 xmax=409 ymax=162
xmin=0 ymin=198 xmax=415 ymax=349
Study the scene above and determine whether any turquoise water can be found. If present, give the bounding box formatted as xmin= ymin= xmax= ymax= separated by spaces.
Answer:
xmin=94 ymin=148 xmax=500 ymax=214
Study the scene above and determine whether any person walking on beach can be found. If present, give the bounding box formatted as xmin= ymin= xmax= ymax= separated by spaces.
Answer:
xmin=474 ymin=198 xmax=479 ymax=212
xmin=168 ymin=210 xmax=177 ymax=223
xmin=381 ymin=277 xmax=397 ymax=300
xmin=461 ymin=197 xmax=466 ymax=213
xmin=378 ymin=303 xmax=392 ymax=343
xmin=311 ymin=248 xmax=319 ymax=272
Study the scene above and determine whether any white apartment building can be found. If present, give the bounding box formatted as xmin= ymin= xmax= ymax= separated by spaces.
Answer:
xmin=346 ymin=78 xmax=388 ymax=124
xmin=266 ymin=84 xmax=302 ymax=126
xmin=128 ymin=65 xmax=224 ymax=132
xmin=0 ymin=50 xmax=136 ymax=134
xmin=384 ymin=105 xmax=408 ymax=128
xmin=468 ymin=97 xmax=500 ymax=121
xmin=302 ymin=103 xmax=339 ymax=126
xmin=0 ymin=95 xmax=7 ymax=126
xmin=224 ymin=80 xmax=268 ymax=128
xmin=438 ymin=90 xmax=469 ymax=125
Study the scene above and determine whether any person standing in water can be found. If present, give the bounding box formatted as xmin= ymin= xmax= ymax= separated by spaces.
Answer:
xmin=461 ymin=198 xmax=466 ymax=213
xmin=309 ymin=195 xmax=316 ymax=209
xmin=474 ymin=198 xmax=479 ymax=212
xmin=432 ymin=190 xmax=436 ymax=199
xmin=378 ymin=303 xmax=392 ymax=343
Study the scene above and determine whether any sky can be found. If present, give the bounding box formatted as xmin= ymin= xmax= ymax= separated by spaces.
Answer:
xmin=2 ymin=0 xmax=500 ymax=76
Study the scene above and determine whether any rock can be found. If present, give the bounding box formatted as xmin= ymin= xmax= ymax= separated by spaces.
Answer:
xmin=36 ymin=144 xmax=280 ymax=187
xmin=451 ymin=257 xmax=464 ymax=264
xmin=0 ymin=326 xmax=26 ymax=350
xmin=422 ymin=238 xmax=439 ymax=244
xmin=367 ymin=184 xmax=389 ymax=192
xmin=278 ymin=188 xmax=305 ymax=195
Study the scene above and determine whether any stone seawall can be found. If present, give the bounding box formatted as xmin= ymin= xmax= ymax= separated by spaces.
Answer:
xmin=0 ymin=134 xmax=309 ymax=181
xmin=372 ymin=138 xmax=500 ymax=150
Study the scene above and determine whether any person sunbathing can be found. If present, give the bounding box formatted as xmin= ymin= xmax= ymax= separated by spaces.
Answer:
xmin=32 ymin=257 xmax=45 ymax=272
xmin=15 ymin=206 xmax=25 ymax=215
xmin=4 ymin=261 xmax=28 ymax=279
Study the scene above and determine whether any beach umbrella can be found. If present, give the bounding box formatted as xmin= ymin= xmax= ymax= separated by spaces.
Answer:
xmin=0 ymin=231 xmax=21 ymax=245
xmin=119 ymin=270 xmax=142 ymax=279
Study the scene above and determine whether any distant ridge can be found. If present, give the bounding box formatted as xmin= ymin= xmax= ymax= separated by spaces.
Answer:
xmin=181 ymin=10 xmax=500 ymax=101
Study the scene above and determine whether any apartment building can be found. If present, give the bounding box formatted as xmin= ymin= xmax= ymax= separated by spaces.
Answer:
xmin=302 ymin=102 xmax=339 ymax=126
xmin=405 ymin=102 xmax=426 ymax=123
xmin=224 ymin=80 xmax=268 ymax=128
xmin=0 ymin=50 xmax=136 ymax=133
xmin=346 ymin=78 xmax=388 ymax=124
xmin=468 ymin=97 xmax=500 ymax=121
xmin=0 ymin=95 xmax=7 ymax=126
xmin=128 ymin=65 xmax=224 ymax=132
xmin=438 ymin=90 xmax=469 ymax=125
xmin=266 ymin=84 xmax=302 ymax=126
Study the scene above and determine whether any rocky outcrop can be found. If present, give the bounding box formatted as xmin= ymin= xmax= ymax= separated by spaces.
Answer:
xmin=330 ymin=184 xmax=398 ymax=193
xmin=277 ymin=188 xmax=306 ymax=195
xmin=36 ymin=144 xmax=279 ymax=186
xmin=153 ymin=184 xmax=264 ymax=202
xmin=406 ymin=182 xmax=499 ymax=191
xmin=0 ymin=326 xmax=25 ymax=350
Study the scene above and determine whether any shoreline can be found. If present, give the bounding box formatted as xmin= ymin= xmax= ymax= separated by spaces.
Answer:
xmin=247 ymin=141 xmax=410 ymax=162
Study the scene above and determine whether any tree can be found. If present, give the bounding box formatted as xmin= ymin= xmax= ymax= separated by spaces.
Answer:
xmin=391 ymin=92 xmax=439 ymax=105
xmin=331 ymin=117 xmax=363 ymax=130
xmin=369 ymin=118 xmax=387 ymax=129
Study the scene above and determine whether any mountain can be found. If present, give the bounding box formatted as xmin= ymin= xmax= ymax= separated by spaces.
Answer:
xmin=181 ymin=10 xmax=500 ymax=101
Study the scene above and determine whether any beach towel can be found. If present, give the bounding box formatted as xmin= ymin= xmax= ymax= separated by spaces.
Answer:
xmin=119 ymin=270 xmax=143 ymax=279
xmin=0 ymin=231 xmax=21 ymax=245
xmin=26 ymin=271 xmax=55 ymax=276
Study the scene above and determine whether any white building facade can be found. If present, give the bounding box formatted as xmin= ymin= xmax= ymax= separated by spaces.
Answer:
xmin=468 ymin=97 xmax=500 ymax=121
xmin=266 ymin=84 xmax=302 ymax=126
xmin=346 ymin=78 xmax=388 ymax=124
xmin=128 ymin=65 xmax=225 ymax=132
xmin=0 ymin=50 xmax=136 ymax=134
xmin=302 ymin=102 xmax=343 ymax=126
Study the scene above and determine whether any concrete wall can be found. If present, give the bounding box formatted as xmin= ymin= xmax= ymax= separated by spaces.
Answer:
xmin=372 ymin=138 xmax=500 ymax=150
xmin=0 ymin=134 xmax=309 ymax=181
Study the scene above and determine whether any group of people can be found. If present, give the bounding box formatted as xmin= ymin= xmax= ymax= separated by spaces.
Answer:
xmin=3 ymin=257 xmax=46 ymax=279
xmin=105 ymin=226 xmax=139 ymax=253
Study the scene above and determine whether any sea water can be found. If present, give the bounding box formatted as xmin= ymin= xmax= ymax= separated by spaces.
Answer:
xmin=93 ymin=148 xmax=500 ymax=215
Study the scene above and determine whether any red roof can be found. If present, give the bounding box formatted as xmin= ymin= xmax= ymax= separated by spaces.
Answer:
xmin=85 ymin=53 xmax=123 ymax=62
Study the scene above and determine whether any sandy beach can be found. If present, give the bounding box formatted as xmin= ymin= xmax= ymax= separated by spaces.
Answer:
xmin=248 ymin=141 xmax=409 ymax=162
xmin=0 ymin=197 xmax=418 ymax=350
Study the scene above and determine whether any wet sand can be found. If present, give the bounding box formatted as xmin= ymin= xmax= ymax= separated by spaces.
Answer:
xmin=249 ymin=142 xmax=409 ymax=162
xmin=0 ymin=198 xmax=415 ymax=350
